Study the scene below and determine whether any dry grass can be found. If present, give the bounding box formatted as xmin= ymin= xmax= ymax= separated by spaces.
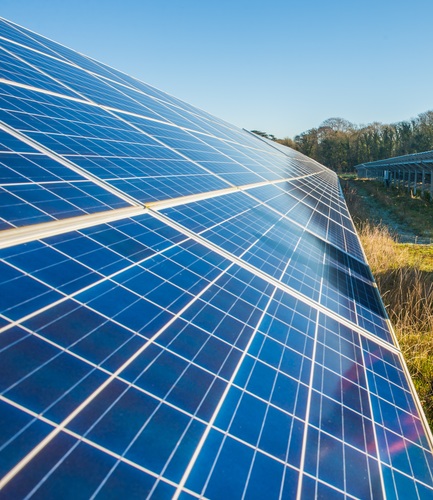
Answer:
xmin=357 ymin=222 xmax=409 ymax=274
xmin=358 ymin=223 xmax=433 ymax=427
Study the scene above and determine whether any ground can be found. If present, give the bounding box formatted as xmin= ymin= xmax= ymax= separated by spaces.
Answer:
xmin=341 ymin=177 xmax=433 ymax=244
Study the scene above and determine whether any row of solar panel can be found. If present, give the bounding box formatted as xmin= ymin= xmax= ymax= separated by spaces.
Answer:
xmin=1 ymin=209 xmax=432 ymax=497
xmin=0 ymin=21 xmax=244 ymax=138
xmin=0 ymin=83 xmax=317 ymax=189
xmin=0 ymin=28 xmax=334 ymax=180
xmin=0 ymin=125 xmax=357 ymax=258
xmin=0 ymin=184 xmax=387 ymax=342
xmin=0 ymin=38 xmax=318 ymax=174
xmin=357 ymin=150 xmax=433 ymax=170
xmin=0 ymin=26 xmax=356 ymax=253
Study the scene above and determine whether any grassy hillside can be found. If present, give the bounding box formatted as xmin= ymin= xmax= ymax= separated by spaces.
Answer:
xmin=342 ymin=178 xmax=433 ymax=429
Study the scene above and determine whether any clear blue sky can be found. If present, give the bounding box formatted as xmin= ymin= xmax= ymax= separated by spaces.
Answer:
xmin=2 ymin=0 xmax=433 ymax=138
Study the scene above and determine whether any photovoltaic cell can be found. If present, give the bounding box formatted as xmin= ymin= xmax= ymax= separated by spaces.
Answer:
xmin=1 ymin=16 xmax=433 ymax=499
xmin=0 ymin=122 xmax=135 ymax=231
xmin=0 ymin=45 xmax=81 ymax=98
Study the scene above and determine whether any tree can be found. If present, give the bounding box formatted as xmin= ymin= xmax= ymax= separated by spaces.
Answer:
xmin=268 ymin=110 xmax=433 ymax=173
xmin=320 ymin=117 xmax=355 ymax=133
xmin=294 ymin=128 xmax=319 ymax=158
xmin=277 ymin=137 xmax=296 ymax=149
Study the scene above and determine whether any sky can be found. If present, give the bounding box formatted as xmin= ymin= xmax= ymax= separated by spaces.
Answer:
xmin=2 ymin=0 xmax=433 ymax=139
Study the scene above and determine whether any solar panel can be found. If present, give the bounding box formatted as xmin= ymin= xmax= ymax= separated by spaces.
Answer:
xmin=1 ymin=17 xmax=433 ymax=498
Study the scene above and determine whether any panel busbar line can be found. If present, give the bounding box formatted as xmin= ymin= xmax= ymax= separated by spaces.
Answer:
xmin=1 ymin=17 xmax=433 ymax=498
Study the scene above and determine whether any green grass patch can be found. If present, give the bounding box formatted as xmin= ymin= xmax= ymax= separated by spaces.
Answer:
xmin=338 ymin=173 xmax=357 ymax=180
xmin=400 ymin=244 xmax=433 ymax=272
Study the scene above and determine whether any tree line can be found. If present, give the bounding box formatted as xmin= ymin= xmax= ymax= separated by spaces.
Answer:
xmin=254 ymin=110 xmax=433 ymax=173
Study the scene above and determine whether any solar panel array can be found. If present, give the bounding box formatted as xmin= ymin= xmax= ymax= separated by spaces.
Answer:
xmin=1 ymin=17 xmax=433 ymax=498
xmin=356 ymin=150 xmax=433 ymax=171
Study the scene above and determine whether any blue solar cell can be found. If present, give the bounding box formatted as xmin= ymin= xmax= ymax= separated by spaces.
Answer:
xmin=97 ymin=461 xmax=167 ymax=498
xmin=1 ymin=434 xmax=114 ymax=498
xmin=7 ymin=351 xmax=107 ymax=422
xmin=0 ymin=46 xmax=79 ymax=99
xmin=0 ymin=401 xmax=55 ymax=478
xmin=0 ymin=261 xmax=64 ymax=321
xmin=1 ymin=241 xmax=99 ymax=294
xmin=25 ymin=299 xmax=138 ymax=358
xmin=202 ymin=433 xmax=255 ymax=498
xmin=0 ymin=19 xmax=53 ymax=53
xmin=113 ymin=114 xmax=270 ymax=184
xmin=0 ymin=181 xmax=126 ymax=228
xmin=185 ymin=132 xmax=291 ymax=181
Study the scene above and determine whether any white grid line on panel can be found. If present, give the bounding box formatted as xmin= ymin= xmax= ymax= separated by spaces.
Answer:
xmin=0 ymin=225 xmax=193 ymax=336
xmin=296 ymin=269 xmax=323 ymax=499
xmin=0 ymin=395 xmax=201 ymax=499
xmin=0 ymin=63 xmax=326 ymax=207
xmin=0 ymin=255 xmax=240 ymax=491
xmin=243 ymin=183 xmax=363 ymax=265
xmin=0 ymin=72 xmax=239 ymax=192
xmin=173 ymin=285 xmax=279 ymax=499
xmin=0 ymin=120 xmax=141 ymax=207
xmin=149 ymin=207 xmax=396 ymax=354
